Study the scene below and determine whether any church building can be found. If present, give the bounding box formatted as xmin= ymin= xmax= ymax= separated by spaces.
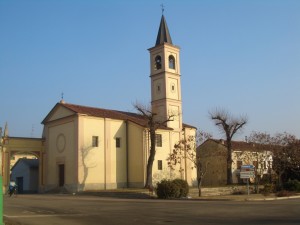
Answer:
xmin=1 ymin=15 xmax=197 ymax=193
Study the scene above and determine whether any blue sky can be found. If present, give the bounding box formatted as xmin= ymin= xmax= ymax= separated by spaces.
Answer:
xmin=1 ymin=0 xmax=299 ymax=140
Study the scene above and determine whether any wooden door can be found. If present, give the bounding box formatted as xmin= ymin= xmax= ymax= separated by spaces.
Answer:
xmin=58 ymin=164 xmax=65 ymax=187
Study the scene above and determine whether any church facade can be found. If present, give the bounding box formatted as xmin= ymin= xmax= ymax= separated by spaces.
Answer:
xmin=2 ymin=15 xmax=197 ymax=193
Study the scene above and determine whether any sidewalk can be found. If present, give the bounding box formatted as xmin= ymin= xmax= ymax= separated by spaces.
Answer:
xmin=77 ymin=188 xmax=300 ymax=201
xmin=193 ymin=193 xmax=300 ymax=201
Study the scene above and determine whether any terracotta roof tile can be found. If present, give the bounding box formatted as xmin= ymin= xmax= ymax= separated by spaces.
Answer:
xmin=210 ymin=139 xmax=266 ymax=152
xmin=62 ymin=103 xmax=148 ymax=127
xmin=44 ymin=102 xmax=196 ymax=130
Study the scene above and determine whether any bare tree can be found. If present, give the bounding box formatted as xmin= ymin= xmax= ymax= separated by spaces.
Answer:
xmin=134 ymin=103 xmax=174 ymax=189
xmin=248 ymin=131 xmax=300 ymax=186
xmin=209 ymin=108 xmax=248 ymax=184
xmin=168 ymin=133 xmax=211 ymax=197
xmin=196 ymin=130 xmax=213 ymax=147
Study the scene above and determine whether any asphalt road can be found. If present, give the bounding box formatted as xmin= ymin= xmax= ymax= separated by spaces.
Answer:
xmin=3 ymin=194 xmax=300 ymax=225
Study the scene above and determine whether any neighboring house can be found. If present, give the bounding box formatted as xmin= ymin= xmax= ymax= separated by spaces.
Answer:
xmin=10 ymin=153 xmax=37 ymax=170
xmin=197 ymin=139 xmax=273 ymax=186
xmin=38 ymin=14 xmax=197 ymax=193
xmin=10 ymin=159 xmax=39 ymax=193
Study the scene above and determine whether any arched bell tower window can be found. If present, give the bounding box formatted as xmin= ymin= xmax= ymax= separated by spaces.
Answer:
xmin=169 ymin=55 xmax=175 ymax=69
xmin=155 ymin=55 xmax=162 ymax=70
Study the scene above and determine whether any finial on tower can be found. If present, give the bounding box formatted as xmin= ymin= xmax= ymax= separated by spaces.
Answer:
xmin=60 ymin=92 xmax=65 ymax=104
xmin=155 ymin=8 xmax=173 ymax=46
xmin=4 ymin=122 xmax=8 ymax=137
xmin=161 ymin=4 xmax=165 ymax=14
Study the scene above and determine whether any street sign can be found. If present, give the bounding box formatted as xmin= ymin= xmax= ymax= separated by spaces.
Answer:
xmin=240 ymin=165 xmax=256 ymax=195
xmin=240 ymin=171 xmax=255 ymax=179
xmin=240 ymin=165 xmax=255 ymax=179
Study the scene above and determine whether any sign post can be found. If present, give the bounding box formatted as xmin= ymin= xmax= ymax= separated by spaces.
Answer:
xmin=240 ymin=165 xmax=255 ymax=195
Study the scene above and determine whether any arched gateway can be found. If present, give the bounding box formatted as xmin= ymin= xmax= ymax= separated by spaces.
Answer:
xmin=0 ymin=136 xmax=44 ymax=193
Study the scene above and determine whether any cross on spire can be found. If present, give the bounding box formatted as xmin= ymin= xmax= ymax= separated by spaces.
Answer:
xmin=60 ymin=92 xmax=65 ymax=103
xmin=161 ymin=4 xmax=165 ymax=14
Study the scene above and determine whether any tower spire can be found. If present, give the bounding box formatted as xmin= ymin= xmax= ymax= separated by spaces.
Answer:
xmin=4 ymin=122 xmax=8 ymax=137
xmin=155 ymin=14 xmax=173 ymax=46
xmin=150 ymin=14 xmax=182 ymax=130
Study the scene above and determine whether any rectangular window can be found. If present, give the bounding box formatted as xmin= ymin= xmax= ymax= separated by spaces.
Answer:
xmin=156 ymin=134 xmax=162 ymax=147
xmin=158 ymin=160 xmax=163 ymax=170
xmin=116 ymin=137 xmax=121 ymax=148
xmin=92 ymin=136 xmax=98 ymax=147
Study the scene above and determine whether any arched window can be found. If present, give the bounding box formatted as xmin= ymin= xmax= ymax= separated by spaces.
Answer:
xmin=155 ymin=55 xmax=162 ymax=70
xmin=169 ymin=55 xmax=175 ymax=69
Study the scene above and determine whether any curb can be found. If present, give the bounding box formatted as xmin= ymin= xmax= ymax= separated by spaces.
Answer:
xmin=245 ymin=195 xmax=300 ymax=201
xmin=191 ymin=194 xmax=300 ymax=202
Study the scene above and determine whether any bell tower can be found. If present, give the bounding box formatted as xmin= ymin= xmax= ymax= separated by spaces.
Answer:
xmin=148 ymin=15 xmax=182 ymax=131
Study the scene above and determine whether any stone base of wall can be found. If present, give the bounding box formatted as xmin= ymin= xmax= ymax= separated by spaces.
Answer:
xmin=190 ymin=185 xmax=254 ymax=197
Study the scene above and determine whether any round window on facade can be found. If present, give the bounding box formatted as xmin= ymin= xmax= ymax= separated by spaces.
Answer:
xmin=56 ymin=133 xmax=66 ymax=153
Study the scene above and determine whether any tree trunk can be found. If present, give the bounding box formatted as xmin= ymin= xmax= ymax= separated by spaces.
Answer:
xmin=144 ymin=129 xmax=156 ymax=188
xmin=197 ymin=178 xmax=202 ymax=197
xmin=278 ymin=171 xmax=284 ymax=188
xmin=226 ymin=139 xmax=233 ymax=185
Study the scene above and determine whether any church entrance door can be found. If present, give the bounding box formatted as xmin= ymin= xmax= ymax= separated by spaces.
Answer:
xmin=58 ymin=164 xmax=65 ymax=187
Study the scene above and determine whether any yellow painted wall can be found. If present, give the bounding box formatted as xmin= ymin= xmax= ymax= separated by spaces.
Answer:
xmin=127 ymin=122 xmax=145 ymax=187
xmin=183 ymin=128 xmax=197 ymax=186
xmin=152 ymin=129 xmax=176 ymax=184
xmin=46 ymin=119 xmax=77 ymax=190
xmin=109 ymin=119 xmax=127 ymax=188
xmin=78 ymin=116 xmax=105 ymax=190
xmin=47 ymin=106 xmax=74 ymax=122
xmin=77 ymin=116 xmax=128 ymax=190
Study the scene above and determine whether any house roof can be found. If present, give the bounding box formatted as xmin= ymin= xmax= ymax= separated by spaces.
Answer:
xmin=43 ymin=102 xmax=195 ymax=130
xmin=11 ymin=159 xmax=39 ymax=171
xmin=155 ymin=15 xmax=173 ymax=46
xmin=205 ymin=139 xmax=268 ymax=152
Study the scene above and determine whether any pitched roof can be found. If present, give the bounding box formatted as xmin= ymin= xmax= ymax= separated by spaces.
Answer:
xmin=43 ymin=102 xmax=195 ymax=130
xmin=11 ymin=159 xmax=39 ymax=171
xmin=206 ymin=139 xmax=267 ymax=152
xmin=60 ymin=102 xmax=148 ymax=127
xmin=155 ymin=15 xmax=173 ymax=46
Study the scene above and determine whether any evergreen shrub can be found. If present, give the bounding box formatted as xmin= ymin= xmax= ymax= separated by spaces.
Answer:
xmin=283 ymin=180 xmax=300 ymax=192
xmin=156 ymin=179 xmax=180 ymax=199
xmin=156 ymin=179 xmax=189 ymax=199
xmin=172 ymin=179 xmax=189 ymax=198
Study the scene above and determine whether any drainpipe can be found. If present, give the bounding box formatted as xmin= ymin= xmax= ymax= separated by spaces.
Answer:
xmin=104 ymin=118 xmax=107 ymax=190
xmin=125 ymin=121 xmax=129 ymax=187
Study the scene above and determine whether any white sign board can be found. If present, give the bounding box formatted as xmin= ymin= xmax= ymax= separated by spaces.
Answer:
xmin=240 ymin=165 xmax=255 ymax=179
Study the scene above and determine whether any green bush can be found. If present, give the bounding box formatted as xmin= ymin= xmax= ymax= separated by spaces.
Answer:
xmin=156 ymin=179 xmax=189 ymax=199
xmin=156 ymin=179 xmax=180 ymax=199
xmin=172 ymin=179 xmax=189 ymax=198
xmin=283 ymin=180 xmax=300 ymax=192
